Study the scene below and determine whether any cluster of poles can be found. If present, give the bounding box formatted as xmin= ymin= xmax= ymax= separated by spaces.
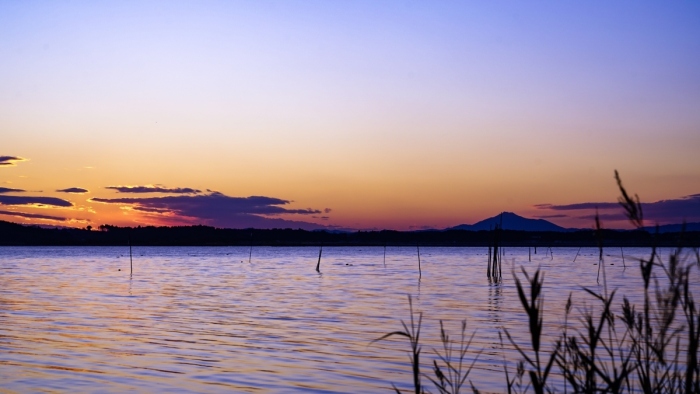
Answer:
xmin=487 ymin=225 xmax=503 ymax=282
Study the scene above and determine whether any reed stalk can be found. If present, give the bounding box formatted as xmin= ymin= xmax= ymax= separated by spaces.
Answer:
xmin=377 ymin=171 xmax=700 ymax=393
xmin=372 ymin=295 xmax=423 ymax=394
xmin=428 ymin=320 xmax=481 ymax=394
xmin=503 ymin=267 xmax=559 ymax=394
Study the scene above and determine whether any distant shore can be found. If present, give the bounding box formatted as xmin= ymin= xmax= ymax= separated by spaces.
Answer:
xmin=2 ymin=220 xmax=697 ymax=247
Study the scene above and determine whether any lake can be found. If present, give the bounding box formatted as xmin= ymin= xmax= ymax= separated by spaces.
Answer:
xmin=1 ymin=246 xmax=697 ymax=393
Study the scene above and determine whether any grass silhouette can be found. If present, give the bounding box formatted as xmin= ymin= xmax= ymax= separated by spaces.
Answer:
xmin=375 ymin=171 xmax=700 ymax=393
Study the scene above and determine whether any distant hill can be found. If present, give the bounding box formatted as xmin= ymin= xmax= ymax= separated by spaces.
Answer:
xmin=449 ymin=212 xmax=567 ymax=232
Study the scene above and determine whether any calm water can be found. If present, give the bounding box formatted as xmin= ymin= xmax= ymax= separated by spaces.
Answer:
xmin=1 ymin=246 xmax=697 ymax=393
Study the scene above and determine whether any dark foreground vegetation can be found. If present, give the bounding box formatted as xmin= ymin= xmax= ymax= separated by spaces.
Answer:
xmin=1 ymin=220 xmax=698 ymax=247
xmin=375 ymin=172 xmax=700 ymax=393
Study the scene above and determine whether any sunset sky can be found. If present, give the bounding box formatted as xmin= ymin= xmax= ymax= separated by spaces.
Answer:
xmin=2 ymin=1 xmax=699 ymax=230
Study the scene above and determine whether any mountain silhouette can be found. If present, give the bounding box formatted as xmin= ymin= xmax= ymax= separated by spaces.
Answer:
xmin=449 ymin=212 xmax=567 ymax=232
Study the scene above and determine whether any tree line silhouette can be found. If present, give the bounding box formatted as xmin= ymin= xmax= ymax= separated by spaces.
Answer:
xmin=1 ymin=220 xmax=697 ymax=247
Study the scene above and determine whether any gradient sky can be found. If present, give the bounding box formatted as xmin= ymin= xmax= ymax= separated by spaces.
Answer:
xmin=2 ymin=1 xmax=699 ymax=230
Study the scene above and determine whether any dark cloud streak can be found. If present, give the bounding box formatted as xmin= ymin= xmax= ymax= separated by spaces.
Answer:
xmin=0 ymin=195 xmax=73 ymax=207
xmin=92 ymin=192 xmax=327 ymax=229
xmin=0 ymin=187 xmax=26 ymax=193
xmin=535 ymin=202 xmax=619 ymax=210
xmin=534 ymin=214 xmax=568 ymax=219
xmin=57 ymin=187 xmax=89 ymax=194
xmin=537 ymin=193 xmax=700 ymax=224
xmin=106 ymin=185 xmax=201 ymax=194
xmin=0 ymin=210 xmax=68 ymax=221
xmin=0 ymin=156 xmax=26 ymax=166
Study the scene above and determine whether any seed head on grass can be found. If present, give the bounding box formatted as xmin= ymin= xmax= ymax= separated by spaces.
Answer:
xmin=615 ymin=170 xmax=644 ymax=229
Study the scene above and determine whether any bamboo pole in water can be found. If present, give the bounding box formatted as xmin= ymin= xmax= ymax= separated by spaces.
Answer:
xmin=573 ymin=247 xmax=582 ymax=262
xmin=383 ymin=244 xmax=386 ymax=267
xmin=492 ymin=244 xmax=499 ymax=279
xmin=487 ymin=245 xmax=492 ymax=278
xmin=597 ymin=246 xmax=603 ymax=284
xmin=248 ymin=232 xmax=253 ymax=264
xmin=129 ymin=233 xmax=133 ymax=275
xmin=621 ymin=246 xmax=626 ymax=268
xmin=417 ymin=245 xmax=421 ymax=278
xmin=499 ymin=247 xmax=502 ymax=279
xmin=316 ymin=246 xmax=322 ymax=272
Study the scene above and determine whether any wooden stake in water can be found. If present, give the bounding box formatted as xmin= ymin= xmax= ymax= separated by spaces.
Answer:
xmin=573 ymin=246 xmax=582 ymax=262
xmin=316 ymin=246 xmax=322 ymax=272
xmin=487 ymin=245 xmax=492 ymax=278
xmin=417 ymin=245 xmax=421 ymax=278
xmin=621 ymin=246 xmax=626 ymax=268
xmin=248 ymin=232 xmax=253 ymax=264
xmin=529 ymin=247 xmax=531 ymax=262
xmin=499 ymin=247 xmax=502 ymax=278
xmin=597 ymin=245 xmax=604 ymax=284
xmin=492 ymin=244 xmax=499 ymax=279
xmin=383 ymin=244 xmax=386 ymax=267
xmin=129 ymin=237 xmax=133 ymax=275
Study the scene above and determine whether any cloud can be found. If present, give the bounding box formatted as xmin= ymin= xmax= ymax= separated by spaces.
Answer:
xmin=0 ymin=195 xmax=73 ymax=207
xmin=131 ymin=206 xmax=172 ymax=213
xmin=534 ymin=214 xmax=568 ymax=219
xmin=0 ymin=156 xmax=26 ymax=166
xmin=91 ymin=192 xmax=327 ymax=229
xmin=536 ymin=193 xmax=700 ymax=224
xmin=534 ymin=202 xmax=619 ymax=210
xmin=106 ymin=185 xmax=201 ymax=194
xmin=0 ymin=187 xmax=25 ymax=193
xmin=57 ymin=187 xmax=89 ymax=194
xmin=577 ymin=213 xmax=629 ymax=222
xmin=0 ymin=209 xmax=68 ymax=222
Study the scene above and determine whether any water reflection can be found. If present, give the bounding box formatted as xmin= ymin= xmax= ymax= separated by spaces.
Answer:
xmin=488 ymin=283 xmax=502 ymax=320
xmin=0 ymin=246 xmax=696 ymax=393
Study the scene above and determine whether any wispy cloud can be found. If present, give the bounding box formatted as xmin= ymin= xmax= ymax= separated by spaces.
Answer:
xmin=535 ymin=202 xmax=619 ymax=210
xmin=106 ymin=185 xmax=201 ymax=194
xmin=91 ymin=192 xmax=326 ymax=229
xmin=534 ymin=214 xmax=568 ymax=219
xmin=0 ymin=209 xmax=68 ymax=222
xmin=131 ymin=206 xmax=172 ymax=213
xmin=57 ymin=187 xmax=89 ymax=194
xmin=0 ymin=187 xmax=26 ymax=193
xmin=536 ymin=193 xmax=700 ymax=225
xmin=0 ymin=195 xmax=73 ymax=207
xmin=577 ymin=213 xmax=629 ymax=221
xmin=0 ymin=156 xmax=27 ymax=167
